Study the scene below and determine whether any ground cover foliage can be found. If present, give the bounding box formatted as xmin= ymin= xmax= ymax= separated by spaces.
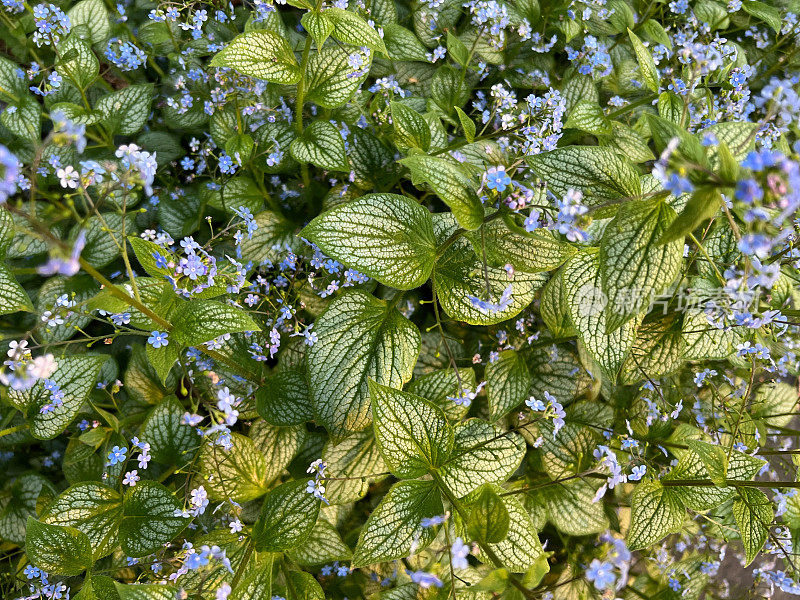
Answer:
xmin=0 ymin=0 xmax=799 ymax=597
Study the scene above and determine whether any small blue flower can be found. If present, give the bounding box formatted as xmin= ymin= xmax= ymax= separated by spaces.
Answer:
xmin=107 ymin=445 xmax=127 ymax=465
xmin=734 ymin=178 xmax=763 ymax=204
xmin=485 ymin=166 xmax=512 ymax=192
xmin=148 ymin=330 xmax=169 ymax=348
xmin=663 ymin=173 xmax=694 ymax=196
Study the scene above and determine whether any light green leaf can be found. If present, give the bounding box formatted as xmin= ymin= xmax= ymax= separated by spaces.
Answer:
xmin=250 ymin=420 xmax=306 ymax=483
xmin=472 ymin=488 xmax=544 ymax=573
xmin=405 ymin=367 xmax=475 ymax=421
xmin=120 ymin=481 xmax=189 ymax=557
xmin=601 ymin=122 xmax=656 ymax=164
xmin=370 ymin=380 xmax=453 ymax=479
xmin=302 ymin=193 xmax=436 ymax=289
xmin=564 ymin=100 xmax=611 ymax=135
xmin=289 ymin=120 xmax=349 ymax=171
xmin=67 ymin=0 xmax=110 ymax=45
xmin=199 ymin=433 xmax=270 ymax=502
xmin=19 ymin=355 xmax=107 ymax=440
xmin=40 ymin=483 xmax=122 ymax=560
xmin=539 ymin=422 xmax=597 ymax=480
xmin=382 ymin=23 xmax=428 ymax=61
xmin=26 ymin=517 xmax=93 ymax=576
xmin=468 ymin=485 xmax=509 ymax=543
xmin=172 ymin=300 xmax=260 ymax=347
xmin=742 ymin=0 xmax=782 ymax=32
xmin=305 ymin=45 xmax=371 ymax=108
xmin=0 ymin=474 xmax=56 ymax=545
xmin=454 ymin=106 xmax=476 ymax=142
xmin=325 ymin=7 xmax=387 ymax=53
xmin=733 ymin=488 xmax=773 ymax=565
xmin=563 ymin=251 xmax=638 ymax=379
xmin=352 ymin=479 xmax=443 ymax=567
xmin=439 ymin=419 xmax=525 ymax=498
xmin=287 ymin=519 xmax=352 ymax=566
xmin=542 ymin=479 xmax=609 ymax=536
xmin=210 ymin=31 xmax=301 ymax=83
xmin=469 ymin=213 xmax=576 ymax=273
xmin=307 ymin=290 xmax=420 ymax=439
xmin=682 ymin=308 xmax=735 ymax=360
xmin=252 ymin=480 xmax=320 ymax=552
xmin=96 ymin=84 xmax=153 ymax=136
xmin=322 ymin=429 xmax=388 ymax=505
xmin=526 ymin=146 xmax=641 ymax=206
xmin=627 ymin=481 xmax=685 ymax=550
xmin=432 ymin=214 xmax=547 ymax=326
xmin=627 ymin=28 xmax=660 ymax=92
xmin=140 ymin=395 xmax=200 ymax=464
xmin=2 ymin=95 xmax=41 ymax=144
xmin=256 ymin=369 xmax=314 ymax=426
xmin=0 ymin=264 xmax=33 ymax=314
xmin=57 ymin=38 xmax=99 ymax=90
xmin=230 ymin=556 xmax=274 ymax=600
xmin=391 ymin=101 xmax=431 ymax=151
xmin=286 ymin=570 xmax=325 ymax=600
xmin=398 ymin=154 xmax=483 ymax=230
xmin=301 ymin=10 xmax=334 ymax=46
xmin=114 ymin=583 xmax=178 ymax=600
xmin=240 ymin=209 xmax=299 ymax=264
xmin=599 ymin=198 xmax=683 ymax=332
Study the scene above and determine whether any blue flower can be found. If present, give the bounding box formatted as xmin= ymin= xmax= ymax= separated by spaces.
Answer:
xmin=734 ymin=178 xmax=763 ymax=203
xmin=107 ymin=445 xmax=127 ymax=465
xmin=485 ymin=166 xmax=511 ymax=192
xmin=148 ymin=330 xmax=169 ymax=348
xmin=586 ymin=559 xmax=616 ymax=590
xmin=664 ymin=173 xmax=694 ymax=195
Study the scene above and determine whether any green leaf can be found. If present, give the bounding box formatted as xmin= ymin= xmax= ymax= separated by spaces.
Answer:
xmin=210 ymin=31 xmax=301 ymax=83
xmin=627 ymin=28 xmax=660 ymax=92
xmin=2 ymin=95 xmax=41 ymax=143
xmin=230 ymin=556 xmax=274 ymax=600
xmin=472 ymin=488 xmax=544 ymax=573
xmin=391 ymin=101 xmax=431 ymax=151
xmin=172 ymin=300 xmax=260 ymax=346
xmin=199 ymin=433 xmax=270 ymax=502
xmin=285 ymin=570 xmax=324 ymax=600
xmin=21 ymin=355 xmax=107 ymax=440
xmin=564 ymin=100 xmax=611 ymax=135
xmin=95 ymin=84 xmax=153 ymax=136
xmin=301 ymin=10 xmax=334 ymax=46
xmin=305 ymin=45 xmax=372 ymax=109
xmin=432 ymin=214 xmax=547 ymax=326
xmin=526 ymin=146 xmax=641 ymax=206
xmin=454 ymin=106 xmax=476 ymax=142
xmin=469 ymin=213 xmax=576 ymax=273
xmin=140 ymin=395 xmax=200 ymax=463
xmin=57 ymin=38 xmax=98 ymax=90
xmin=67 ymin=0 xmax=110 ymax=45
xmin=563 ymin=251 xmax=638 ymax=379
xmin=382 ymin=23 xmax=428 ymax=61
xmin=306 ymin=290 xmax=420 ymax=439
xmin=468 ymin=485 xmax=510 ymax=543
xmin=75 ymin=575 xmax=121 ymax=600
xmin=322 ymin=429 xmax=388 ymax=505
xmin=0 ymin=208 xmax=13 ymax=258
xmin=627 ymin=481 xmax=685 ymax=550
xmin=640 ymin=19 xmax=673 ymax=49
xmin=120 ymin=481 xmax=189 ymax=557
xmin=542 ymin=479 xmax=609 ymax=536
xmin=601 ymin=122 xmax=656 ymax=163
xmin=0 ymin=264 xmax=33 ymax=314
xmin=26 ymin=517 xmax=93 ymax=576
xmin=446 ymin=31 xmax=470 ymax=66
xmin=145 ymin=341 xmax=182 ymax=385
xmin=398 ymin=154 xmax=483 ymax=230
xmin=40 ymin=483 xmax=122 ymax=560
xmin=302 ymin=193 xmax=436 ymax=289
xmin=659 ymin=188 xmax=722 ymax=244
xmin=325 ymin=7 xmax=387 ymax=53
xmin=733 ymin=488 xmax=773 ymax=565
xmin=352 ymin=479 xmax=443 ymax=567
xmin=289 ymin=120 xmax=349 ymax=171
xmin=599 ymin=198 xmax=683 ymax=332
xmin=370 ymin=380 xmax=453 ymax=479
xmin=114 ymin=583 xmax=178 ymax=600
xmin=405 ymin=367 xmax=475 ymax=421
xmin=250 ymin=420 xmax=306 ymax=483
xmin=439 ymin=419 xmax=525 ymax=498
xmin=286 ymin=519 xmax=352 ymax=566
xmin=256 ymin=369 xmax=314 ymax=426
xmin=252 ymin=479 xmax=320 ymax=552
xmin=0 ymin=474 xmax=56 ymax=545
xmin=742 ymin=0 xmax=782 ymax=32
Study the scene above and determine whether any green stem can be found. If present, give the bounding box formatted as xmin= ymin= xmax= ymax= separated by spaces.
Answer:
xmin=0 ymin=424 xmax=28 ymax=439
